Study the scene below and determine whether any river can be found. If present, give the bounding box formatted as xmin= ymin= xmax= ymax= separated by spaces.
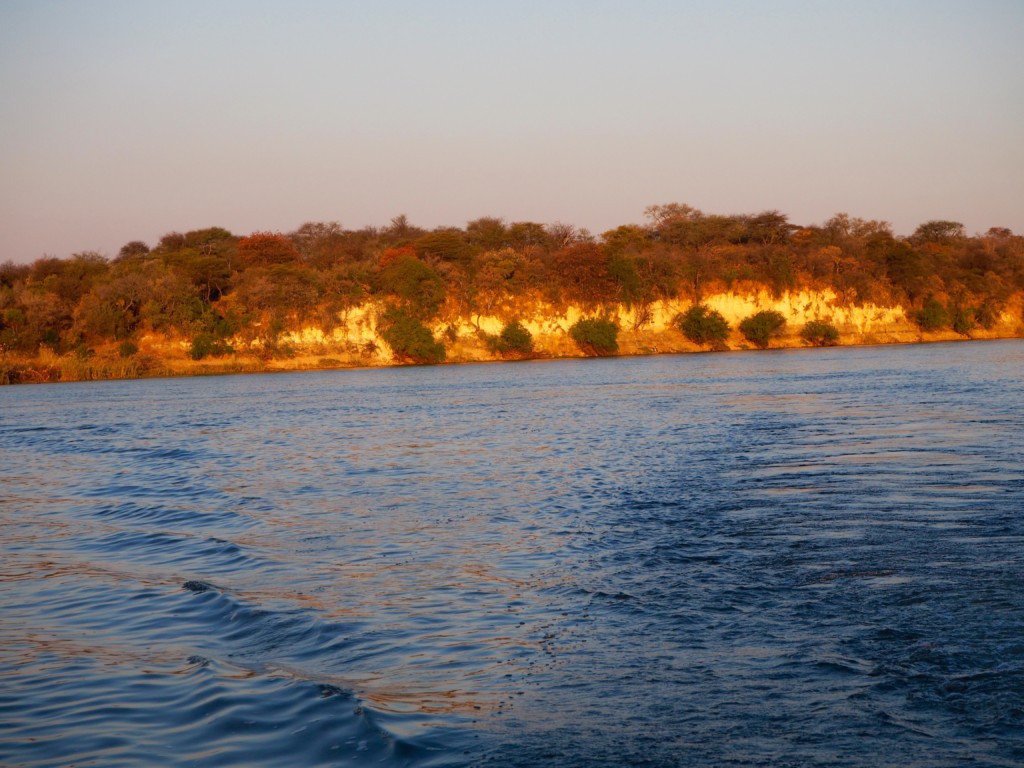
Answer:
xmin=1 ymin=341 xmax=1022 ymax=767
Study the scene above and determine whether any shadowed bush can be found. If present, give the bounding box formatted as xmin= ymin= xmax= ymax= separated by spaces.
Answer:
xmin=950 ymin=306 xmax=975 ymax=336
xmin=189 ymin=333 xmax=234 ymax=360
xmin=378 ymin=307 xmax=445 ymax=364
xmin=569 ymin=317 xmax=619 ymax=356
xmin=799 ymin=319 xmax=840 ymax=347
xmin=118 ymin=339 xmax=139 ymax=358
xmin=914 ymin=296 xmax=949 ymax=332
xmin=486 ymin=320 xmax=534 ymax=357
xmin=739 ymin=310 xmax=786 ymax=348
xmin=973 ymin=302 xmax=999 ymax=330
xmin=674 ymin=304 xmax=730 ymax=349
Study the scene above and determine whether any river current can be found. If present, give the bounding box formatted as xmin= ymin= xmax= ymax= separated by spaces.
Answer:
xmin=1 ymin=341 xmax=1022 ymax=767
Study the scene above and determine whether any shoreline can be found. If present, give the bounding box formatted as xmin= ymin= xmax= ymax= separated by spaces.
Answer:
xmin=3 ymin=331 xmax=1021 ymax=387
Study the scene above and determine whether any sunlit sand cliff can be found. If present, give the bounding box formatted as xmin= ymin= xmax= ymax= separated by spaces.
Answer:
xmin=155 ymin=289 xmax=1024 ymax=376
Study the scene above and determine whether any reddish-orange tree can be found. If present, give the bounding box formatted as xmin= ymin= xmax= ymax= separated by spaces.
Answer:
xmin=236 ymin=232 xmax=299 ymax=267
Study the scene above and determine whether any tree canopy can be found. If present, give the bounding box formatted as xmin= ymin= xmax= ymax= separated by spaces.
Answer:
xmin=0 ymin=206 xmax=1020 ymax=372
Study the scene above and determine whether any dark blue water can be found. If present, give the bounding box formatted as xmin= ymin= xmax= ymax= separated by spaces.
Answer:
xmin=2 ymin=341 xmax=1023 ymax=767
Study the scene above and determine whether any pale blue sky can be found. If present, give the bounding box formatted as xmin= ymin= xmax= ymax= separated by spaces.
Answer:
xmin=1 ymin=0 xmax=1022 ymax=262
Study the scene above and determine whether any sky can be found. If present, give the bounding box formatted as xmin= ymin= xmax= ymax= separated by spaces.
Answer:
xmin=1 ymin=0 xmax=1022 ymax=263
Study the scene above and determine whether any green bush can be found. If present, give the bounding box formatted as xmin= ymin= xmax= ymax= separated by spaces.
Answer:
xmin=739 ymin=310 xmax=786 ymax=348
xmin=189 ymin=332 xmax=233 ymax=360
xmin=487 ymin=320 xmax=534 ymax=357
xmin=0 ymin=361 xmax=24 ymax=385
xmin=118 ymin=339 xmax=139 ymax=358
xmin=378 ymin=307 xmax=446 ymax=364
xmin=568 ymin=317 xmax=619 ymax=356
xmin=799 ymin=319 xmax=840 ymax=347
xmin=973 ymin=302 xmax=999 ymax=330
xmin=376 ymin=256 xmax=446 ymax=319
xmin=189 ymin=334 xmax=212 ymax=361
xmin=675 ymin=304 xmax=730 ymax=348
xmin=200 ymin=310 xmax=242 ymax=339
xmin=950 ymin=306 xmax=975 ymax=336
xmin=3 ymin=307 xmax=26 ymax=327
xmin=914 ymin=296 xmax=949 ymax=331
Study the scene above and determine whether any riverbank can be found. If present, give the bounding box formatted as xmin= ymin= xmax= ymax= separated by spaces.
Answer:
xmin=3 ymin=290 xmax=1022 ymax=385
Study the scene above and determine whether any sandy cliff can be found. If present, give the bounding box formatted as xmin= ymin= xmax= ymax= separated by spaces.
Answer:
xmin=261 ymin=288 xmax=1022 ymax=371
xmin=6 ymin=289 xmax=1019 ymax=384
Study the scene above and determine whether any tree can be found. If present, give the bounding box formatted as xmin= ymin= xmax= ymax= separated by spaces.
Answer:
xmin=742 ymin=211 xmax=793 ymax=245
xmin=383 ymin=214 xmax=425 ymax=244
xmin=985 ymin=227 xmax=1013 ymax=239
xmin=601 ymin=225 xmax=650 ymax=255
xmin=739 ymin=310 xmax=786 ymax=348
xmin=645 ymin=203 xmax=705 ymax=246
xmin=675 ymin=304 xmax=730 ymax=348
xmin=289 ymin=221 xmax=350 ymax=270
xmin=236 ymin=232 xmax=300 ymax=267
xmin=117 ymin=240 xmax=150 ymax=260
xmin=546 ymin=221 xmax=587 ymax=250
xmin=375 ymin=254 xmax=446 ymax=318
xmin=823 ymin=213 xmax=892 ymax=242
xmin=415 ymin=228 xmax=473 ymax=264
xmin=183 ymin=227 xmax=234 ymax=251
xmin=606 ymin=252 xmax=643 ymax=307
xmin=912 ymin=220 xmax=965 ymax=245
xmin=506 ymin=221 xmax=548 ymax=250
xmin=644 ymin=202 xmax=703 ymax=229
xmin=232 ymin=263 xmax=323 ymax=321
xmin=883 ymin=240 xmax=926 ymax=302
xmin=553 ymin=243 xmax=616 ymax=306
xmin=465 ymin=217 xmax=509 ymax=250
xmin=137 ymin=266 xmax=205 ymax=333
xmin=472 ymin=248 xmax=531 ymax=317
xmin=167 ymin=250 xmax=232 ymax=304
xmin=72 ymin=268 xmax=152 ymax=342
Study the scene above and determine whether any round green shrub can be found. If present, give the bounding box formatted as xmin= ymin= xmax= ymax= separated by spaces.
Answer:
xmin=379 ymin=307 xmax=446 ymax=364
xmin=950 ymin=306 xmax=975 ymax=336
xmin=118 ymin=339 xmax=139 ymax=358
xmin=739 ymin=310 xmax=786 ymax=348
xmin=675 ymin=304 xmax=730 ymax=348
xmin=568 ymin=317 xmax=619 ymax=356
xmin=490 ymin=320 xmax=534 ymax=357
xmin=914 ymin=297 xmax=949 ymax=331
xmin=799 ymin=319 xmax=840 ymax=347
xmin=189 ymin=333 xmax=233 ymax=360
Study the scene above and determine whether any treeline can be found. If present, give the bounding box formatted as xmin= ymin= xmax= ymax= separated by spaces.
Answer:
xmin=1 ymin=205 xmax=1022 ymax=369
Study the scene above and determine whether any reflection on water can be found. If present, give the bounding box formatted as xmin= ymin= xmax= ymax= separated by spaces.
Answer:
xmin=1 ymin=341 xmax=1023 ymax=767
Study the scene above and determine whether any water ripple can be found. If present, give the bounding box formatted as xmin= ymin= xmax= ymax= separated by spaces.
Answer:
xmin=2 ymin=341 xmax=1023 ymax=767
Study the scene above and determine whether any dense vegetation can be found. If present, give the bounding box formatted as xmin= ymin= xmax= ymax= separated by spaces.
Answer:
xmin=1 ymin=205 xmax=1022 ymax=381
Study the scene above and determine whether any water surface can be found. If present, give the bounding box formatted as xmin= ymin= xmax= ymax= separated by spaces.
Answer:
xmin=2 ymin=342 xmax=1023 ymax=766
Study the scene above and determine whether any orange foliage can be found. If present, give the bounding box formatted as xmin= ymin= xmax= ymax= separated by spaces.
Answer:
xmin=377 ymin=245 xmax=417 ymax=269
xmin=236 ymin=232 xmax=299 ymax=267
